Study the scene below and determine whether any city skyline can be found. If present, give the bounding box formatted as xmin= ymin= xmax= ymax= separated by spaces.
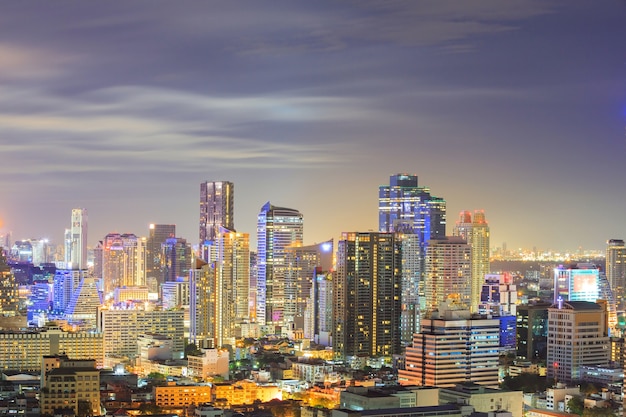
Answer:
xmin=1 ymin=2 xmax=625 ymax=252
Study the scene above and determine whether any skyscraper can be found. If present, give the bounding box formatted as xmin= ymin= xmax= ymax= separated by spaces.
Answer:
xmin=334 ymin=232 xmax=402 ymax=362
xmin=378 ymin=174 xmax=447 ymax=339
xmin=200 ymin=181 xmax=234 ymax=245
xmin=257 ymin=202 xmax=303 ymax=325
xmin=161 ymin=237 xmax=192 ymax=283
xmin=189 ymin=258 xmax=217 ymax=349
xmin=284 ymin=240 xmax=333 ymax=326
xmin=146 ymin=224 xmax=176 ymax=285
xmin=606 ymin=239 xmax=626 ymax=309
xmin=423 ymin=236 xmax=472 ymax=313
xmin=454 ymin=210 xmax=490 ymax=312
xmin=70 ymin=208 xmax=88 ymax=270
xmin=215 ymin=227 xmax=250 ymax=347
xmin=101 ymin=233 xmax=140 ymax=296
xmin=0 ymin=248 xmax=18 ymax=316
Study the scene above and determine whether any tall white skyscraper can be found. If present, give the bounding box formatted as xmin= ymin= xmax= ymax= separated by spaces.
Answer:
xmin=70 ymin=208 xmax=88 ymax=270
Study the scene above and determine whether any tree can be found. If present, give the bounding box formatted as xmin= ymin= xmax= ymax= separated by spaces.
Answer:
xmin=567 ymin=396 xmax=584 ymax=415
xmin=582 ymin=407 xmax=617 ymax=417
xmin=138 ymin=402 xmax=163 ymax=415
xmin=500 ymin=374 xmax=550 ymax=393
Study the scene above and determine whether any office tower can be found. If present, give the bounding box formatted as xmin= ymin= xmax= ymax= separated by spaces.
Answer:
xmin=53 ymin=269 xmax=85 ymax=313
xmin=305 ymin=268 xmax=333 ymax=345
xmin=200 ymin=181 xmax=234 ymax=245
xmin=214 ymin=228 xmax=250 ymax=347
xmin=423 ymin=236 xmax=472 ymax=314
xmin=0 ymin=325 xmax=104 ymax=371
xmin=284 ymin=240 xmax=333 ymax=326
xmin=553 ymin=263 xmax=600 ymax=303
xmin=547 ymin=300 xmax=610 ymax=383
xmin=97 ymin=306 xmax=185 ymax=361
xmin=454 ymin=210 xmax=490 ymax=312
xmin=161 ymin=237 xmax=192 ymax=283
xmin=102 ymin=233 xmax=140 ymax=296
xmin=378 ymin=174 xmax=447 ymax=339
xmin=146 ymin=224 xmax=176 ymax=285
xmin=189 ymin=259 xmax=217 ymax=349
xmin=257 ymin=202 xmax=303 ymax=325
xmin=378 ymin=174 xmax=446 ymax=238
xmin=93 ymin=241 xmax=103 ymax=280
xmin=334 ymin=232 xmax=402 ymax=362
xmin=399 ymin=302 xmax=500 ymax=388
xmin=249 ymin=251 xmax=257 ymax=321
xmin=0 ymin=249 xmax=18 ymax=316
xmin=480 ymin=273 xmax=517 ymax=316
xmin=606 ymin=239 xmax=626 ymax=309
xmin=516 ymin=301 xmax=550 ymax=361
xmin=68 ymin=208 xmax=88 ymax=270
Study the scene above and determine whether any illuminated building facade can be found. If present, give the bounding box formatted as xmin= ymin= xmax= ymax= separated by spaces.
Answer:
xmin=334 ymin=232 xmax=402 ymax=362
xmin=146 ymin=224 xmax=176 ymax=285
xmin=553 ymin=263 xmax=600 ymax=303
xmin=257 ymin=202 xmax=303 ymax=325
xmin=516 ymin=302 xmax=549 ymax=361
xmin=214 ymin=228 xmax=250 ymax=347
xmin=284 ymin=240 xmax=333 ymax=326
xmin=189 ymin=259 xmax=216 ymax=349
xmin=378 ymin=174 xmax=447 ymax=340
xmin=0 ymin=249 xmax=18 ymax=316
xmin=97 ymin=306 xmax=184 ymax=362
xmin=423 ymin=236 xmax=471 ymax=313
xmin=454 ymin=210 xmax=490 ymax=312
xmin=480 ymin=273 xmax=517 ymax=316
xmin=40 ymin=358 xmax=101 ymax=416
xmin=200 ymin=181 xmax=234 ymax=246
xmin=305 ymin=268 xmax=333 ymax=344
xmin=606 ymin=239 xmax=626 ymax=309
xmin=161 ymin=237 xmax=192 ymax=283
xmin=399 ymin=303 xmax=500 ymax=388
xmin=102 ymin=233 xmax=141 ymax=296
xmin=547 ymin=300 xmax=609 ymax=383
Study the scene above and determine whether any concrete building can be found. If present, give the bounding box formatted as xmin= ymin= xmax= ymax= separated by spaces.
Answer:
xmin=0 ymin=326 xmax=103 ymax=371
xmin=187 ymin=348 xmax=230 ymax=380
xmin=332 ymin=405 xmax=462 ymax=417
xmin=547 ymin=301 xmax=610 ymax=383
xmin=399 ymin=302 xmax=500 ymax=388
xmin=97 ymin=306 xmax=184 ymax=362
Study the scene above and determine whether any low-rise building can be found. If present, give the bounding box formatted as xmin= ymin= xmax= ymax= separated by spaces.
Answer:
xmin=439 ymin=384 xmax=523 ymax=417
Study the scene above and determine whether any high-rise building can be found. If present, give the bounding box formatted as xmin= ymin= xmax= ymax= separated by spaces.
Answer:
xmin=102 ymin=233 xmax=141 ymax=296
xmin=284 ymin=240 xmax=333 ymax=326
xmin=146 ymin=224 xmax=176 ymax=285
xmin=547 ymin=300 xmax=610 ymax=383
xmin=257 ymin=202 xmax=303 ymax=325
xmin=480 ymin=273 xmax=517 ymax=316
xmin=215 ymin=228 xmax=250 ymax=347
xmin=454 ymin=210 xmax=490 ymax=312
xmin=305 ymin=268 xmax=333 ymax=345
xmin=161 ymin=237 xmax=192 ymax=283
xmin=334 ymin=232 xmax=402 ymax=362
xmin=516 ymin=301 xmax=550 ymax=361
xmin=553 ymin=263 xmax=600 ymax=303
xmin=378 ymin=174 xmax=446 ymax=239
xmin=189 ymin=259 xmax=216 ymax=349
xmin=378 ymin=174 xmax=447 ymax=339
xmin=423 ymin=236 xmax=472 ymax=314
xmin=0 ymin=249 xmax=18 ymax=316
xmin=606 ymin=239 xmax=626 ymax=309
xmin=399 ymin=301 xmax=500 ymax=388
xmin=200 ymin=181 xmax=234 ymax=245
xmin=69 ymin=208 xmax=88 ymax=270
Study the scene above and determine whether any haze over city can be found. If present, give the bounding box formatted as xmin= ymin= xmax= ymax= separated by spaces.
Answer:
xmin=1 ymin=1 xmax=625 ymax=251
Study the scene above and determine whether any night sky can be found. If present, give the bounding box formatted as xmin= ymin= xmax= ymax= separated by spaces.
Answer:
xmin=1 ymin=1 xmax=625 ymax=252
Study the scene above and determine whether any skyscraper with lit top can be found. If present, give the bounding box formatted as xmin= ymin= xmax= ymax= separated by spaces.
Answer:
xmin=69 ymin=208 xmax=88 ymax=270
xmin=454 ymin=210 xmax=490 ymax=313
xmin=606 ymin=239 xmax=626 ymax=309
